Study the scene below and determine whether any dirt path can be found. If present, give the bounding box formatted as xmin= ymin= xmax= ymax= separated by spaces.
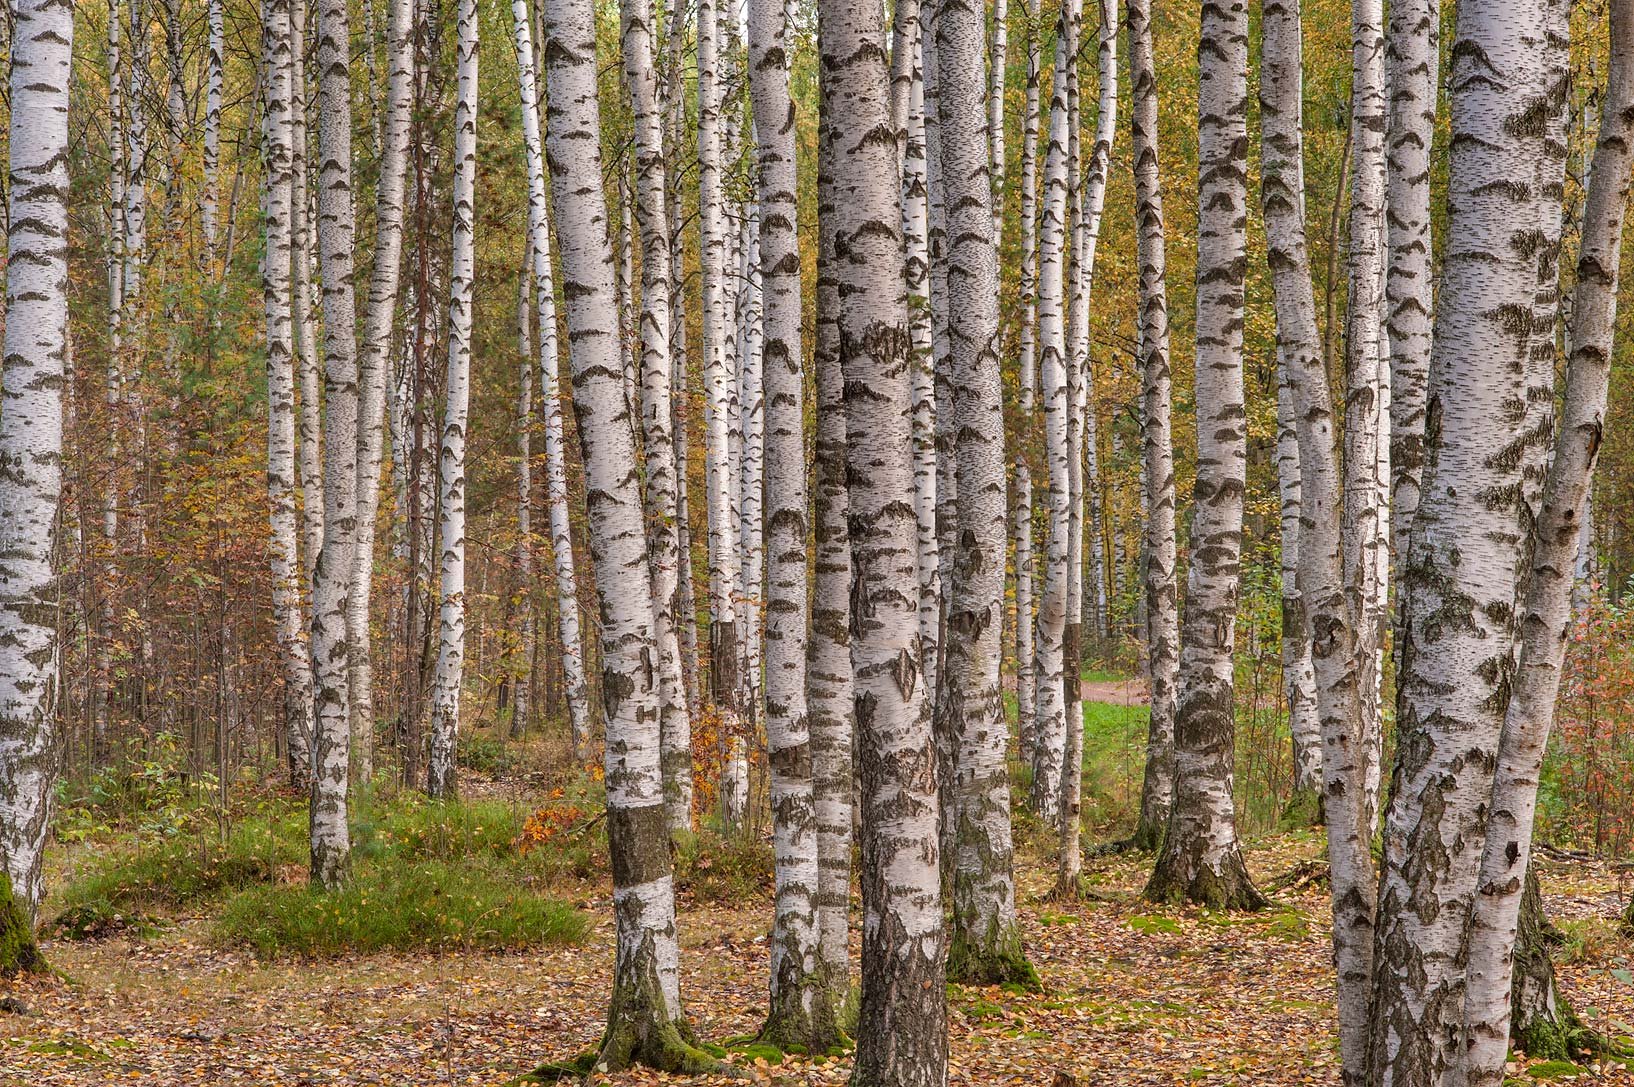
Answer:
xmin=1080 ymin=676 xmax=1149 ymax=707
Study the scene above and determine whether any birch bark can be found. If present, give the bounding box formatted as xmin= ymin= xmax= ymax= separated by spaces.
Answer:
xmin=1012 ymin=0 xmax=1042 ymax=769
xmin=426 ymin=0 xmax=478 ymax=800
xmin=818 ymin=0 xmax=948 ymax=1075
xmin=1144 ymin=0 xmax=1263 ymax=911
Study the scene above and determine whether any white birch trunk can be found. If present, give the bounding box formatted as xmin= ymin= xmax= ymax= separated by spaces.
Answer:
xmin=1128 ymin=0 xmax=1176 ymax=852
xmin=1370 ymin=3 xmax=1552 ymax=1080
xmin=1144 ymin=0 xmax=1263 ymax=910
xmin=203 ymin=0 xmax=223 ymax=259
xmin=936 ymin=0 xmax=1032 ymax=986
xmin=309 ymin=0 xmax=363 ymax=890
xmin=0 ymin=0 xmax=73 ymax=927
xmin=1460 ymin=6 xmax=1634 ymax=1081
xmin=1013 ymin=0 xmax=1042 ymax=769
xmin=427 ymin=0 xmax=478 ymax=800
xmin=734 ymin=206 xmax=766 ymax=732
xmin=620 ymin=0 xmax=693 ymax=830
xmin=509 ymin=0 xmax=592 ymax=759
xmin=291 ymin=0 xmax=324 ymax=590
xmin=540 ymin=0 xmax=707 ymax=1064
xmin=818 ymin=0 xmax=947 ymax=1075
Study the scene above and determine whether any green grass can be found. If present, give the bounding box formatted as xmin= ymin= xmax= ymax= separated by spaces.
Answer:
xmin=215 ymin=858 xmax=586 ymax=957
xmin=52 ymin=793 xmax=589 ymax=958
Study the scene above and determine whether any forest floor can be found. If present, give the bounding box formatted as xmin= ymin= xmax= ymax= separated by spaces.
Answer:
xmin=5 ymin=706 xmax=1634 ymax=1086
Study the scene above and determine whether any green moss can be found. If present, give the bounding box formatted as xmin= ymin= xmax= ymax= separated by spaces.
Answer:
xmin=946 ymin=922 xmax=1042 ymax=991
xmin=1525 ymin=1059 xmax=1585 ymax=1080
xmin=0 ymin=872 xmax=43 ymax=977
xmin=1278 ymin=788 xmax=1324 ymax=829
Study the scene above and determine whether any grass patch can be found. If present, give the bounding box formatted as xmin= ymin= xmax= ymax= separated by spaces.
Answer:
xmin=215 ymin=858 xmax=586 ymax=957
xmin=673 ymin=829 xmax=774 ymax=903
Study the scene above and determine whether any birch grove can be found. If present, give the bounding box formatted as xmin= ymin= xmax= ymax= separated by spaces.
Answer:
xmin=5 ymin=0 xmax=1634 ymax=1081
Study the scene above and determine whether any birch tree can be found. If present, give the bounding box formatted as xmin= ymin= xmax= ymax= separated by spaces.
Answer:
xmin=427 ymin=0 xmax=478 ymax=800
xmin=1261 ymin=0 xmax=1373 ymax=1074
xmin=510 ymin=0 xmax=592 ymax=758
xmin=310 ymin=0 xmax=364 ymax=890
xmin=936 ymin=0 xmax=1034 ymax=988
xmin=1384 ymin=0 xmax=1437 ymax=550
xmin=1369 ymin=2 xmax=1553 ymax=1079
xmin=264 ymin=0 xmax=317 ymax=805
xmin=620 ymin=0 xmax=693 ymax=831
xmin=347 ymin=0 xmax=414 ymax=782
xmin=1026 ymin=0 xmax=1074 ymax=825
xmin=0 ymin=0 xmax=73 ymax=962
xmin=540 ymin=0 xmax=718 ymax=1066
xmin=818 ymin=0 xmax=947 ymax=1075
xmin=1013 ymin=0 xmax=1042 ymax=769
xmin=746 ymin=0 xmax=829 ymax=1044
xmin=1461 ymin=14 xmax=1634 ymax=1080
xmin=809 ymin=107 xmax=854 ymax=1016
xmin=1127 ymin=0 xmax=1176 ymax=853
xmin=1144 ymin=0 xmax=1263 ymax=910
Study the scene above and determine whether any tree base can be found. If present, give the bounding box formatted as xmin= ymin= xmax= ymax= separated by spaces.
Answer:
xmin=0 ymin=874 xmax=43 ymax=978
xmin=1143 ymin=849 xmax=1267 ymax=911
xmin=946 ymin=928 xmax=1041 ymax=992
xmin=755 ymin=985 xmax=843 ymax=1057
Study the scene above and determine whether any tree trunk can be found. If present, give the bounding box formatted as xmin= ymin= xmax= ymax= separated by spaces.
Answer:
xmin=538 ymin=0 xmax=716 ymax=1067
xmin=1126 ymin=0 xmax=1175 ymax=854
xmin=509 ymin=0 xmax=592 ymax=760
xmin=936 ymin=0 xmax=1034 ymax=988
xmin=1144 ymin=0 xmax=1262 ymax=912
xmin=817 ymin=0 xmax=948 ymax=1076
xmin=621 ymin=0 xmax=693 ymax=831
xmin=1461 ymin=8 xmax=1634 ymax=1078
xmin=292 ymin=0 xmax=324 ymax=598
xmin=810 ymin=106 xmax=854 ymax=1017
xmin=1260 ymin=0 xmax=1373 ymax=1076
xmin=0 ymin=0 xmax=73 ymax=943
xmin=309 ymin=0 xmax=363 ymax=891
xmin=734 ymin=206 xmax=766 ymax=736
xmin=349 ymin=0 xmax=414 ymax=785
xmin=264 ymin=0 xmax=318 ymax=804
xmin=1012 ymin=0 xmax=1042 ymax=772
xmin=426 ymin=0 xmax=478 ymax=801
xmin=1370 ymin=2 xmax=1552 ymax=1080
xmin=512 ymin=244 xmax=537 ymax=741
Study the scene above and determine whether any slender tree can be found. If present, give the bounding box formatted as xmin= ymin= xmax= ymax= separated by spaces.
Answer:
xmin=427 ymin=0 xmax=479 ymax=800
xmin=818 ymin=0 xmax=948 ymax=1075
xmin=510 ymin=0 xmax=592 ymax=758
xmin=539 ymin=0 xmax=718 ymax=1066
xmin=1369 ymin=2 xmax=1552 ymax=1079
xmin=1144 ymin=0 xmax=1263 ymax=911
xmin=937 ymin=0 xmax=1034 ymax=987
xmin=1012 ymin=0 xmax=1042 ymax=770
xmin=309 ymin=0 xmax=363 ymax=890
xmin=1127 ymin=0 xmax=1176 ymax=853
xmin=0 ymin=0 xmax=74 ymax=969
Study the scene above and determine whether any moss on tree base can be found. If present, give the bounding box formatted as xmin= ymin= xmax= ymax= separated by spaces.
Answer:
xmin=946 ymin=927 xmax=1041 ymax=992
xmin=755 ymin=978 xmax=842 ymax=1057
xmin=1143 ymin=854 xmax=1267 ymax=912
xmin=0 ymin=873 xmax=43 ymax=978
xmin=1278 ymin=788 xmax=1323 ymax=829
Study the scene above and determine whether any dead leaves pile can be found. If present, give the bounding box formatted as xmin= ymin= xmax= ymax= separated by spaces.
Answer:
xmin=4 ymin=830 xmax=1632 ymax=1085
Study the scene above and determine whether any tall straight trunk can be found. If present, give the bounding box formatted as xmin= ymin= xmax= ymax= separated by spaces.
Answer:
xmin=734 ymin=207 xmax=766 ymax=733
xmin=1260 ymin=0 xmax=1372 ymax=1077
xmin=509 ymin=0 xmax=592 ymax=758
xmin=0 ymin=0 xmax=73 ymax=942
xmin=1013 ymin=0 xmax=1041 ymax=769
xmin=203 ymin=0 xmax=223 ymax=259
xmin=1144 ymin=0 xmax=1262 ymax=911
xmin=1342 ymin=0 xmax=1390 ymax=807
xmin=817 ymin=0 xmax=948 ymax=1077
xmin=349 ymin=0 xmax=414 ymax=784
xmin=99 ymin=0 xmax=125 ymax=762
xmin=264 ymin=0 xmax=318 ymax=803
xmin=1384 ymin=0 xmax=1437 ymax=553
xmin=426 ymin=0 xmax=478 ymax=800
xmin=512 ymin=246 xmax=537 ymax=740
xmin=937 ymin=0 xmax=1034 ymax=988
xmin=292 ymin=0 xmax=324 ymax=589
xmin=747 ymin=0 xmax=829 ymax=1045
xmin=309 ymin=0 xmax=363 ymax=890
xmin=699 ymin=0 xmax=744 ymax=740
xmin=809 ymin=107 xmax=854 ymax=1012
xmin=539 ymin=0 xmax=715 ymax=1067
xmin=989 ymin=0 xmax=1007 ymax=244
xmin=1460 ymin=6 xmax=1634 ymax=1080
xmin=620 ymin=0 xmax=693 ymax=831
xmin=1277 ymin=361 xmax=1322 ymax=801
xmin=1026 ymin=0 xmax=1073 ymax=826
xmin=1060 ymin=6 xmax=1086 ymax=883
xmin=1127 ymin=0 xmax=1175 ymax=853
xmin=1370 ymin=3 xmax=1551 ymax=1081
xmin=924 ymin=20 xmax=954 ymax=724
